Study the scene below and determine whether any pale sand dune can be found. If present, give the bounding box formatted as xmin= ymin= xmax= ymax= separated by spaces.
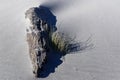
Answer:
xmin=0 ymin=0 xmax=120 ymax=80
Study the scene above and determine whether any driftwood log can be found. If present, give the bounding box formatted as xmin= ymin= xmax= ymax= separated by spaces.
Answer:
xmin=25 ymin=6 xmax=57 ymax=77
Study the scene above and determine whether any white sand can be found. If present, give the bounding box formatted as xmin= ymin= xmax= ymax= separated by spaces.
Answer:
xmin=0 ymin=0 xmax=120 ymax=80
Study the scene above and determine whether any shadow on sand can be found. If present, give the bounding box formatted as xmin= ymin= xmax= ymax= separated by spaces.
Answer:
xmin=35 ymin=5 xmax=94 ymax=78
xmin=37 ymin=36 xmax=94 ymax=78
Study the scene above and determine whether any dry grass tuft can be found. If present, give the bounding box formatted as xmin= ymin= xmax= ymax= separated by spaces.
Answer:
xmin=51 ymin=31 xmax=73 ymax=54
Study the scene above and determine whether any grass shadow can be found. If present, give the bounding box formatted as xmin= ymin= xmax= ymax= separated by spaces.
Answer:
xmin=68 ymin=36 xmax=94 ymax=54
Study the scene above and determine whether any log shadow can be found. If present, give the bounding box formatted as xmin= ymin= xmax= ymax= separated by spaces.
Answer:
xmin=37 ymin=36 xmax=94 ymax=78
xmin=37 ymin=51 xmax=63 ymax=78
xmin=37 ymin=5 xmax=57 ymax=29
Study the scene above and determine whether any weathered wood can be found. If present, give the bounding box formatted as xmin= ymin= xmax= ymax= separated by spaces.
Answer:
xmin=25 ymin=6 xmax=57 ymax=77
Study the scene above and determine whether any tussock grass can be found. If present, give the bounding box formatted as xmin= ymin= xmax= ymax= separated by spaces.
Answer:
xmin=50 ymin=31 xmax=93 ymax=55
xmin=51 ymin=31 xmax=73 ymax=54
